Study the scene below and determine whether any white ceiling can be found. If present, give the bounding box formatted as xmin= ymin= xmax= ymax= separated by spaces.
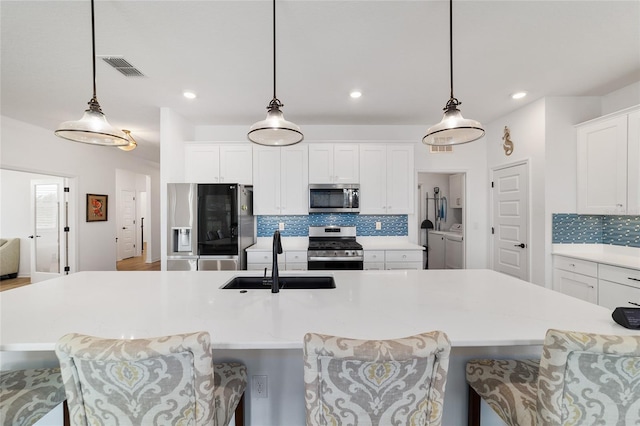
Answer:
xmin=2 ymin=1 xmax=639 ymax=163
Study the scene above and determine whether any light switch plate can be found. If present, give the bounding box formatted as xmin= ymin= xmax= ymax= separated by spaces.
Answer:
xmin=278 ymin=222 xmax=285 ymax=231
xmin=375 ymin=222 xmax=382 ymax=230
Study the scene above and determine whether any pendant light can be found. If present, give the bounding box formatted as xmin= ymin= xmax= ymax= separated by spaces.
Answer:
xmin=422 ymin=0 xmax=484 ymax=146
xmin=118 ymin=130 xmax=137 ymax=151
xmin=55 ymin=0 xmax=128 ymax=147
xmin=248 ymin=0 xmax=303 ymax=146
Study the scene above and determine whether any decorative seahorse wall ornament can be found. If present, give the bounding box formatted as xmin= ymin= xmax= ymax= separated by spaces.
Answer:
xmin=502 ymin=126 xmax=514 ymax=156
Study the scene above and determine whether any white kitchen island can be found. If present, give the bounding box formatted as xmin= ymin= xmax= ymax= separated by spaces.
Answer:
xmin=1 ymin=269 xmax=637 ymax=425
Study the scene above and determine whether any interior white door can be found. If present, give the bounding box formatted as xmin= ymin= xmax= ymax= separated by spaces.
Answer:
xmin=118 ymin=190 xmax=136 ymax=260
xmin=30 ymin=179 xmax=64 ymax=283
xmin=492 ymin=163 xmax=529 ymax=281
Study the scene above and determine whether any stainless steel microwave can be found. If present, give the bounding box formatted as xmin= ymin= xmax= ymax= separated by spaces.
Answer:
xmin=309 ymin=184 xmax=359 ymax=213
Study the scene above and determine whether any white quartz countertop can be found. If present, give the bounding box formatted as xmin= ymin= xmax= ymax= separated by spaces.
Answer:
xmin=1 ymin=270 xmax=636 ymax=352
xmin=552 ymin=245 xmax=640 ymax=270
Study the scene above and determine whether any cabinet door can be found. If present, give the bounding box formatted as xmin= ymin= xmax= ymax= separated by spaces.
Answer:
xmin=386 ymin=145 xmax=413 ymax=214
xmin=308 ymin=144 xmax=334 ymax=183
xmin=219 ymin=145 xmax=252 ymax=184
xmin=449 ymin=173 xmax=464 ymax=208
xmin=598 ymin=279 xmax=640 ymax=310
xmin=427 ymin=233 xmax=445 ymax=269
xmin=281 ymin=145 xmax=309 ymax=214
xmin=185 ymin=144 xmax=220 ymax=183
xmin=333 ymin=144 xmax=359 ymax=183
xmin=253 ymin=147 xmax=281 ymax=215
xmin=359 ymin=144 xmax=387 ymax=214
xmin=553 ymin=269 xmax=597 ymax=304
xmin=628 ymin=110 xmax=640 ymax=214
xmin=577 ymin=115 xmax=628 ymax=214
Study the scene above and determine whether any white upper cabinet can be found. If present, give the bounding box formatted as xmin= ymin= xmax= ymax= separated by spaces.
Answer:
xmin=359 ymin=144 xmax=414 ymax=215
xmin=577 ymin=106 xmax=639 ymax=215
xmin=449 ymin=173 xmax=464 ymax=208
xmin=308 ymin=144 xmax=359 ymax=184
xmin=253 ymin=145 xmax=308 ymax=215
xmin=184 ymin=143 xmax=252 ymax=184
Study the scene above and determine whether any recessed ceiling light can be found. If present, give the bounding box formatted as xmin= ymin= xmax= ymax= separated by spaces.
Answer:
xmin=511 ymin=91 xmax=527 ymax=100
xmin=183 ymin=91 xmax=197 ymax=99
xmin=350 ymin=91 xmax=362 ymax=99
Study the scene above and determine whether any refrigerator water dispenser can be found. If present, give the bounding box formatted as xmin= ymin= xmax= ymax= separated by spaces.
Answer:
xmin=172 ymin=227 xmax=192 ymax=252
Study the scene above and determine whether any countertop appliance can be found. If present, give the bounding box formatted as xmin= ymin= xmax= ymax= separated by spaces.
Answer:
xmin=309 ymin=184 xmax=359 ymax=213
xmin=167 ymin=183 xmax=255 ymax=271
xmin=307 ymin=226 xmax=363 ymax=270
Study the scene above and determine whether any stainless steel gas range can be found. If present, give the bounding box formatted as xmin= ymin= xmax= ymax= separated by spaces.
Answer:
xmin=307 ymin=226 xmax=363 ymax=270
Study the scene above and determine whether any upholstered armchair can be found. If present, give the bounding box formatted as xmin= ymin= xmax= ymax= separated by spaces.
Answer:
xmin=466 ymin=328 xmax=640 ymax=425
xmin=0 ymin=238 xmax=20 ymax=279
xmin=303 ymin=330 xmax=451 ymax=426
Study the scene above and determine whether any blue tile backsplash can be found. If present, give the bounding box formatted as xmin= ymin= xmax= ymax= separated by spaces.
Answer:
xmin=257 ymin=214 xmax=408 ymax=237
xmin=552 ymin=213 xmax=640 ymax=248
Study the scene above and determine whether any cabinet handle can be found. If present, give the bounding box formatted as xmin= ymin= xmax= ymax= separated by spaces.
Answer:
xmin=628 ymin=277 xmax=640 ymax=282
xmin=569 ymin=263 xmax=575 ymax=267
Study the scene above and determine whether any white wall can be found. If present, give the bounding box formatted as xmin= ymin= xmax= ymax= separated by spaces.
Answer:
xmin=1 ymin=115 xmax=161 ymax=272
xmin=601 ymin=81 xmax=640 ymax=115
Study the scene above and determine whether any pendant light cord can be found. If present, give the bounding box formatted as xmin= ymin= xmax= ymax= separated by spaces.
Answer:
xmin=88 ymin=0 xmax=102 ymax=113
xmin=272 ymin=0 xmax=277 ymax=101
xmin=449 ymin=0 xmax=454 ymax=101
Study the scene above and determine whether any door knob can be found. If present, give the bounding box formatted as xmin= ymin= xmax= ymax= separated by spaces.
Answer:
xmin=514 ymin=243 xmax=526 ymax=248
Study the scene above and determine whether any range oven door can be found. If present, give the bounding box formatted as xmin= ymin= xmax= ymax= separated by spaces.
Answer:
xmin=307 ymin=259 xmax=363 ymax=270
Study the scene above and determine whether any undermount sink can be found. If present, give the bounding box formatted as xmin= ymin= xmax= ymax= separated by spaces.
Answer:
xmin=221 ymin=276 xmax=336 ymax=290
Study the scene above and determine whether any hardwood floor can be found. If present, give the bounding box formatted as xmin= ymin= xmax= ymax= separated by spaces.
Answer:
xmin=0 ymin=276 xmax=30 ymax=292
xmin=0 ymin=246 xmax=160 ymax=292
xmin=116 ymin=250 xmax=161 ymax=271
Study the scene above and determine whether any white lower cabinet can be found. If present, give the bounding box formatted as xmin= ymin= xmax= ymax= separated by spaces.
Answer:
xmin=246 ymin=251 xmax=284 ymax=271
xmin=553 ymin=255 xmax=640 ymax=308
xmin=598 ymin=264 xmax=640 ymax=310
xmin=385 ymin=250 xmax=423 ymax=270
xmin=553 ymin=256 xmax=598 ymax=304
xmin=364 ymin=251 xmax=385 ymax=270
xmin=285 ymin=251 xmax=308 ymax=271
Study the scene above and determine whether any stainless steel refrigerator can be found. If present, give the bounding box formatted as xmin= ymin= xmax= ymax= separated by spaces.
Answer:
xmin=167 ymin=183 xmax=255 ymax=271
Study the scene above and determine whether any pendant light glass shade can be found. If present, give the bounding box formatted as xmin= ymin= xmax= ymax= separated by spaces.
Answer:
xmin=422 ymin=99 xmax=485 ymax=146
xmin=422 ymin=0 xmax=484 ymax=146
xmin=54 ymin=0 xmax=128 ymax=147
xmin=248 ymin=99 xmax=303 ymax=146
xmin=56 ymin=100 xmax=128 ymax=146
xmin=248 ymin=0 xmax=303 ymax=146
xmin=118 ymin=130 xmax=137 ymax=151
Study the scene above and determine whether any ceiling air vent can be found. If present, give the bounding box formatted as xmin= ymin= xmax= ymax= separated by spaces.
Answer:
xmin=100 ymin=57 xmax=145 ymax=77
xmin=429 ymin=145 xmax=453 ymax=154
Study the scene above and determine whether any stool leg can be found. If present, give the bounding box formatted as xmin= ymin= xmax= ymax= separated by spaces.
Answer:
xmin=63 ymin=400 xmax=70 ymax=426
xmin=234 ymin=393 xmax=245 ymax=426
xmin=468 ymin=384 xmax=481 ymax=426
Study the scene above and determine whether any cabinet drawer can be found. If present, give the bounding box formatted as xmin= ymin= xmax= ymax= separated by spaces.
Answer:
xmin=385 ymin=250 xmax=422 ymax=263
xmin=285 ymin=251 xmax=307 ymax=263
xmin=599 ymin=264 xmax=640 ymax=289
xmin=553 ymin=256 xmax=597 ymax=277
xmin=363 ymin=262 xmax=385 ymax=270
xmin=364 ymin=251 xmax=385 ymax=262
xmin=598 ymin=279 xmax=640 ymax=310
xmin=386 ymin=262 xmax=422 ymax=270
xmin=553 ymin=269 xmax=598 ymax=304
xmin=247 ymin=251 xmax=272 ymax=263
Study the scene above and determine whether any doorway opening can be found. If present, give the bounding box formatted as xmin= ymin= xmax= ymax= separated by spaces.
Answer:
xmin=417 ymin=172 xmax=466 ymax=270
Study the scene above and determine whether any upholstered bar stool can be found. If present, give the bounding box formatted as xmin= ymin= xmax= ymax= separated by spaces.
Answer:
xmin=55 ymin=331 xmax=247 ymax=426
xmin=303 ymin=330 xmax=451 ymax=426
xmin=466 ymin=329 xmax=640 ymax=426
xmin=0 ymin=367 xmax=67 ymax=426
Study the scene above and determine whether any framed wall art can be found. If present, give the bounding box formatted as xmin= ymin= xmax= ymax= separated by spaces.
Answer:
xmin=86 ymin=193 xmax=108 ymax=222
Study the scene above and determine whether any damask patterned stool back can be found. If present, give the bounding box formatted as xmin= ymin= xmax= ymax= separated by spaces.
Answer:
xmin=303 ymin=331 xmax=451 ymax=426
xmin=466 ymin=329 xmax=640 ymax=426
xmin=55 ymin=331 xmax=247 ymax=426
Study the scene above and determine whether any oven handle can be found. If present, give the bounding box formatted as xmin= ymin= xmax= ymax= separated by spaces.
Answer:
xmin=308 ymin=256 xmax=364 ymax=262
